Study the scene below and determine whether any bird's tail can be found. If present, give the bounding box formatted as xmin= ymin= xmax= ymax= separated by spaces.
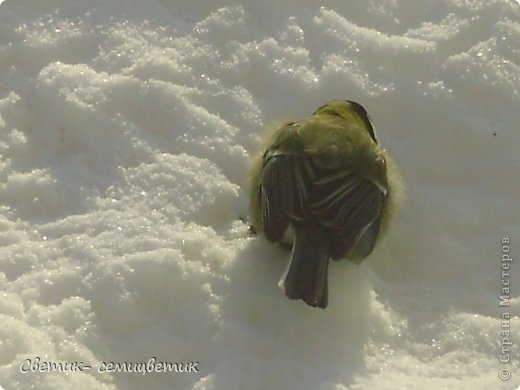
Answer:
xmin=280 ymin=221 xmax=331 ymax=309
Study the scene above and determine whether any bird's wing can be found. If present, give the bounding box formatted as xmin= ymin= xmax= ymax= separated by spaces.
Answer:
xmin=308 ymin=167 xmax=384 ymax=260
xmin=348 ymin=204 xmax=384 ymax=259
xmin=260 ymin=151 xmax=313 ymax=242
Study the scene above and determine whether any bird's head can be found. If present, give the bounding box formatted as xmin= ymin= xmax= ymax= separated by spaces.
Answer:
xmin=313 ymin=100 xmax=378 ymax=144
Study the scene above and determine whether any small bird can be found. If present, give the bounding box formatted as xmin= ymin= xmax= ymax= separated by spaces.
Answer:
xmin=248 ymin=100 xmax=402 ymax=308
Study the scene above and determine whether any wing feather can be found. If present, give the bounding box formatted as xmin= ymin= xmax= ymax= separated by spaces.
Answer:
xmin=259 ymin=147 xmax=385 ymax=260
xmin=308 ymin=168 xmax=384 ymax=260
xmin=260 ymin=153 xmax=313 ymax=242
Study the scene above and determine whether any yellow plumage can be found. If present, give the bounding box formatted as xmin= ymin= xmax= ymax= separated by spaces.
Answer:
xmin=248 ymin=100 xmax=403 ymax=308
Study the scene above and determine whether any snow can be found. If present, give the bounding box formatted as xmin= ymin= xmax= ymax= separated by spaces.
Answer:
xmin=0 ymin=0 xmax=519 ymax=389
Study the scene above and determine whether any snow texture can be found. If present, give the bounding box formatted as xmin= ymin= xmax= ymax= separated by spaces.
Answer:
xmin=0 ymin=0 xmax=519 ymax=389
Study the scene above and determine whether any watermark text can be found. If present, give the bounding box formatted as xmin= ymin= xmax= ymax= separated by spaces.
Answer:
xmin=498 ymin=237 xmax=513 ymax=382
xmin=20 ymin=357 xmax=199 ymax=375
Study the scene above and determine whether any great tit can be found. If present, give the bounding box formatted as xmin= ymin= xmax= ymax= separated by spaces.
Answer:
xmin=248 ymin=100 xmax=402 ymax=308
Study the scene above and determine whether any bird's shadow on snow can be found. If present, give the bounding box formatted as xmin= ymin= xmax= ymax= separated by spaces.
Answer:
xmin=207 ymin=235 xmax=373 ymax=388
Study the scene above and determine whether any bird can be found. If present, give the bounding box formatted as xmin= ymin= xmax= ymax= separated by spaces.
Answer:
xmin=248 ymin=100 xmax=403 ymax=309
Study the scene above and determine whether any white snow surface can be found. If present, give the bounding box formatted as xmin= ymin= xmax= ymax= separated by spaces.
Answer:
xmin=0 ymin=0 xmax=519 ymax=389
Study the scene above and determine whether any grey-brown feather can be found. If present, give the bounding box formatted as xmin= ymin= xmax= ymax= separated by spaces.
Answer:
xmin=260 ymin=150 xmax=384 ymax=259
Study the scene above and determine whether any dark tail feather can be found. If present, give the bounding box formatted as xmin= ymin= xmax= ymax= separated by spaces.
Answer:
xmin=281 ymin=222 xmax=331 ymax=309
